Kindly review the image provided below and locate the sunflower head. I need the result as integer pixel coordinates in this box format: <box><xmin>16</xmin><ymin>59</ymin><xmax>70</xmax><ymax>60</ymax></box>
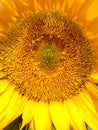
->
<box><xmin>0</xmin><ymin>0</ymin><xmax>98</xmax><ymax>130</ymax></box>
<box><xmin>0</xmin><ymin>10</ymin><xmax>95</xmax><ymax>102</ymax></box>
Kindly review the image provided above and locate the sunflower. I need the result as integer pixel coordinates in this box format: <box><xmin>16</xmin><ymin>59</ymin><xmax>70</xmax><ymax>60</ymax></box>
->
<box><xmin>0</xmin><ymin>0</ymin><xmax>98</xmax><ymax>130</ymax></box>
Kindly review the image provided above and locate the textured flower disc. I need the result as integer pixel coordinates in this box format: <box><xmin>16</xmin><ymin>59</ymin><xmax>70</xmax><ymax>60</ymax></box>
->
<box><xmin>0</xmin><ymin>11</ymin><xmax>94</xmax><ymax>102</ymax></box>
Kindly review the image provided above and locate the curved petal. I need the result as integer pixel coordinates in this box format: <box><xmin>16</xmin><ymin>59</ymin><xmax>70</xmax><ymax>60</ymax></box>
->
<box><xmin>87</xmin><ymin>0</ymin><xmax>98</xmax><ymax>19</ymax></box>
<box><xmin>20</xmin><ymin>100</ymin><xmax>35</xmax><ymax>130</ymax></box>
<box><xmin>90</xmin><ymin>73</ymin><xmax>98</xmax><ymax>83</ymax></box>
<box><xmin>20</xmin><ymin>0</ymin><xmax>35</xmax><ymax>12</ymax></box>
<box><xmin>91</xmin><ymin>38</ymin><xmax>98</xmax><ymax>57</ymax></box>
<box><xmin>60</xmin><ymin>0</ymin><xmax>69</xmax><ymax>12</ymax></box>
<box><xmin>65</xmin><ymin>98</ymin><xmax>86</xmax><ymax>130</ymax></box>
<box><xmin>60</xmin><ymin>0</ymin><xmax>80</xmax><ymax>14</ymax></box>
<box><xmin>36</xmin><ymin>0</ymin><xmax>49</xmax><ymax>10</ymax></box>
<box><xmin>0</xmin><ymin>90</ymin><xmax>26</xmax><ymax>129</ymax></box>
<box><xmin>0</xmin><ymin>0</ymin><xmax>17</xmax><ymax>16</ymax></box>
<box><xmin>87</xmin><ymin>17</ymin><xmax>98</xmax><ymax>34</ymax></box>
<box><xmin>0</xmin><ymin>0</ymin><xmax>18</xmax><ymax>27</ymax></box>
<box><xmin>50</xmin><ymin>102</ymin><xmax>70</xmax><ymax>130</ymax></box>
<box><xmin>0</xmin><ymin>79</ymin><xmax>9</xmax><ymax>94</ymax></box>
<box><xmin>90</xmin><ymin>94</ymin><xmax>98</xmax><ymax>114</ymax></box>
<box><xmin>74</xmin><ymin>90</ymin><xmax>98</xmax><ymax>129</ymax></box>
<box><xmin>0</xmin><ymin>85</ymin><xmax>14</xmax><ymax>113</ymax></box>
<box><xmin>77</xmin><ymin>0</ymin><xmax>94</xmax><ymax>23</ymax></box>
<box><xmin>86</xmin><ymin>82</ymin><xmax>98</xmax><ymax>99</ymax></box>
<box><xmin>29</xmin><ymin>118</ymin><xmax>35</xmax><ymax>130</ymax></box>
<box><xmin>33</xmin><ymin>0</ymin><xmax>43</xmax><ymax>11</ymax></box>
<box><xmin>11</xmin><ymin>0</ymin><xmax>30</xmax><ymax>16</ymax></box>
<box><xmin>34</xmin><ymin>102</ymin><xmax>51</xmax><ymax>130</ymax></box>
<box><xmin>68</xmin><ymin>0</ymin><xmax>82</xmax><ymax>17</ymax></box>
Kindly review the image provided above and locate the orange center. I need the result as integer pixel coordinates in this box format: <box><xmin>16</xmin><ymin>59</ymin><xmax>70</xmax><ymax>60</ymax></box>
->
<box><xmin>1</xmin><ymin>11</ymin><xmax>94</xmax><ymax>102</ymax></box>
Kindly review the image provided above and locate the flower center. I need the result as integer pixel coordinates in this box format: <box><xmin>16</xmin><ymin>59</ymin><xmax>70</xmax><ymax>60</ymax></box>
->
<box><xmin>40</xmin><ymin>43</ymin><xmax>58</xmax><ymax>69</ymax></box>
<box><xmin>1</xmin><ymin>11</ymin><xmax>94</xmax><ymax>102</ymax></box>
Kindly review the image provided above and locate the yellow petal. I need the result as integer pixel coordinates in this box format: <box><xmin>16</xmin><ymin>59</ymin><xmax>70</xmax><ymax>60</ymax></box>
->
<box><xmin>74</xmin><ymin>90</ymin><xmax>98</xmax><ymax>129</ymax></box>
<box><xmin>0</xmin><ymin>91</ymin><xmax>26</xmax><ymax>129</ymax></box>
<box><xmin>69</xmin><ymin>0</ymin><xmax>82</xmax><ymax>17</ymax></box>
<box><xmin>36</xmin><ymin>0</ymin><xmax>48</xmax><ymax>10</ymax></box>
<box><xmin>91</xmin><ymin>38</ymin><xmax>98</xmax><ymax>57</ymax></box>
<box><xmin>87</xmin><ymin>17</ymin><xmax>98</xmax><ymax>34</ymax></box>
<box><xmin>60</xmin><ymin>0</ymin><xmax>69</xmax><ymax>12</ymax></box>
<box><xmin>0</xmin><ymin>86</ymin><xmax>13</xmax><ymax>113</ymax></box>
<box><xmin>7</xmin><ymin>0</ymin><xmax>28</xmax><ymax>17</ymax></box>
<box><xmin>52</xmin><ymin>0</ymin><xmax>67</xmax><ymax>11</ymax></box>
<box><xmin>90</xmin><ymin>95</ymin><xmax>98</xmax><ymax>114</ymax></box>
<box><xmin>87</xmin><ymin>0</ymin><xmax>98</xmax><ymax>19</ymax></box>
<box><xmin>77</xmin><ymin>0</ymin><xmax>94</xmax><ymax>23</ymax></box>
<box><xmin>29</xmin><ymin>119</ymin><xmax>35</xmax><ymax>130</ymax></box>
<box><xmin>50</xmin><ymin>102</ymin><xmax>70</xmax><ymax>130</ymax></box>
<box><xmin>90</xmin><ymin>73</ymin><xmax>98</xmax><ymax>83</ymax></box>
<box><xmin>0</xmin><ymin>0</ymin><xmax>17</xmax><ymax>23</ymax></box>
<box><xmin>86</xmin><ymin>82</ymin><xmax>98</xmax><ymax>99</ymax></box>
<box><xmin>34</xmin><ymin>102</ymin><xmax>51</xmax><ymax>130</ymax></box>
<box><xmin>20</xmin><ymin>100</ymin><xmax>35</xmax><ymax>130</ymax></box>
<box><xmin>60</xmin><ymin>0</ymin><xmax>78</xmax><ymax>13</ymax></box>
<box><xmin>0</xmin><ymin>79</ymin><xmax>9</xmax><ymax>93</ymax></box>
<box><xmin>45</xmin><ymin>3</ymin><xmax>48</xmax><ymax>10</ymax></box>
<box><xmin>34</xmin><ymin>0</ymin><xmax>43</xmax><ymax>11</ymax></box>
<box><xmin>65</xmin><ymin>99</ymin><xmax>86</xmax><ymax>130</ymax></box>
<box><xmin>20</xmin><ymin>0</ymin><xmax>35</xmax><ymax>12</ymax></box>
<box><xmin>55</xmin><ymin>1</ymin><xmax>60</xmax><ymax>11</ymax></box>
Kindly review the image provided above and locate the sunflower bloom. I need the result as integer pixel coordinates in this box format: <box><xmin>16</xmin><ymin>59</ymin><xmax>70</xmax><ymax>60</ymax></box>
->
<box><xmin>0</xmin><ymin>0</ymin><xmax>98</xmax><ymax>130</ymax></box>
